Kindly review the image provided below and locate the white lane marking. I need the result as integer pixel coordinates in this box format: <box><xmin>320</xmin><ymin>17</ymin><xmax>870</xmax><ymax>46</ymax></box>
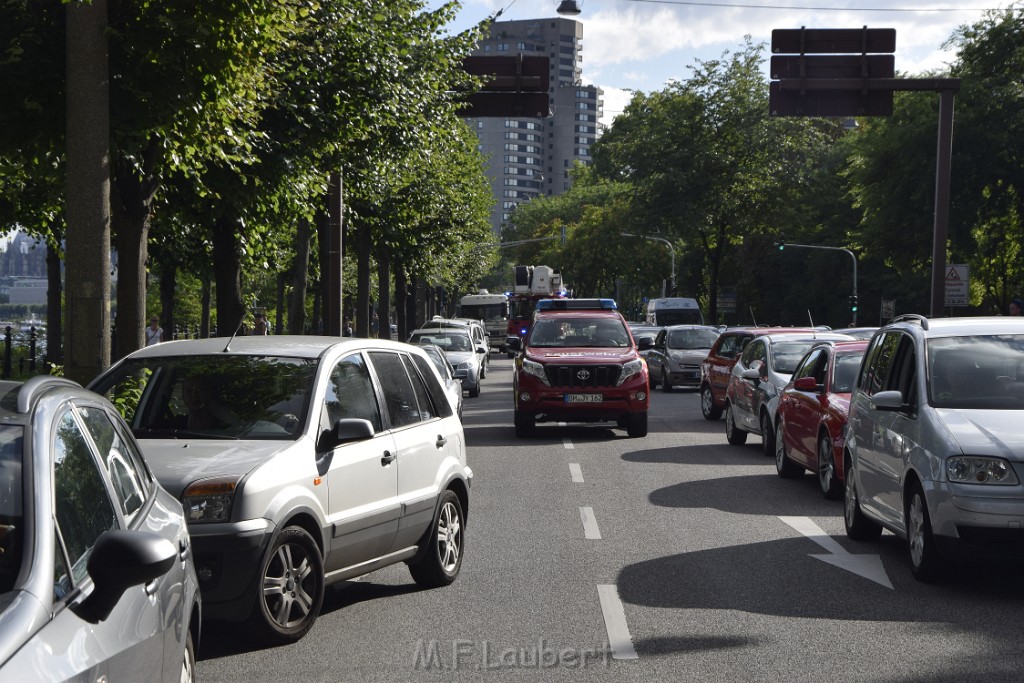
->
<box><xmin>563</xmin><ymin>437</ymin><xmax>575</xmax><ymax>450</ymax></box>
<box><xmin>580</xmin><ymin>507</ymin><xmax>601</xmax><ymax>539</ymax></box>
<box><xmin>569</xmin><ymin>463</ymin><xmax>584</xmax><ymax>483</ymax></box>
<box><xmin>597</xmin><ymin>585</ymin><xmax>639</xmax><ymax>660</ymax></box>
<box><xmin>779</xmin><ymin>516</ymin><xmax>893</xmax><ymax>589</ymax></box>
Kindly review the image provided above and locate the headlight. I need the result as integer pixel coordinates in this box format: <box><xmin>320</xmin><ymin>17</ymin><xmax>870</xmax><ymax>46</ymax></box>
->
<box><xmin>182</xmin><ymin>478</ymin><xmax>237</xmax><ymax>523</ymax></box>
<box><xmin>522</xmin><ymin>358</ymin><xmax>549</xmax><ymax>386</ymax></box>
<box><xmin>946</xmin><ymin>456</ymin><xmax>1020</xmax><ymax>485</ymax></box>
<box><xmin>618</xmin><ymin>359</ymin><xmax>644</xmax><ymax>386</ymax></box>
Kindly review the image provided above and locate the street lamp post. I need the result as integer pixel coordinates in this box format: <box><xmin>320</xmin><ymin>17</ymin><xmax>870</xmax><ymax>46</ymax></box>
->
<box><xmin>622</xmin><ymin>233</ymin><xmax>675</xmax><ymax>297</ymax></box>
<box><xmin>776</xmin><ymin>242</ymin><xmax>858</xmax><ymax>326</ymax></box>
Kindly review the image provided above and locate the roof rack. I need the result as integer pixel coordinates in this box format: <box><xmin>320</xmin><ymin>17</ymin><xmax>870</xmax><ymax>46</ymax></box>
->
<box><xmin>891</xmin><ymin>313</ymin><xmax>929</xmax><ymax>331</ymax></box>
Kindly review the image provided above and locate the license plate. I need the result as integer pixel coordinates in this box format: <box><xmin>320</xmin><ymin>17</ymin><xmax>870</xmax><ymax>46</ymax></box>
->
<box><xmin>565</xmin><ymin>393</ymin><xmax>603</xmax><ymax>404</ymax></box>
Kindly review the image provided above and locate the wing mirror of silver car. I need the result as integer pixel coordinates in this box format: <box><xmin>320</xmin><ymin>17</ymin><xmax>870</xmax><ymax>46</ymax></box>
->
<box><xmin>77</xmin><ymin>530</ymin><xmax>177</xmax><ymax>624</ymax></box>
<box><xmin>870</xmin><ymin>390</ymin><xmax>904</xmax><ymax>411</ymax></box>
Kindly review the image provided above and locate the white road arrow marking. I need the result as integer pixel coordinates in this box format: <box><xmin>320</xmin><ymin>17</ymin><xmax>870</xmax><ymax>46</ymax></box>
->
<box><xmin>779</xmin><ymin>516</ymin><xmax>893</xmax><ymax>589</ymax></box>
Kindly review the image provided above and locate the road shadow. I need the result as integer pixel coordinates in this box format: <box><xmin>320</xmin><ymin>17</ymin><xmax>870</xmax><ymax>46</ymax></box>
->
<box><xmin>622</xmin><ymin>443</ymin><xmax>780</xmax><ymax>467</ymax></box>
<box><xmin>197</xmin><ymin>579</ymin><xmax>421</xmax><ymax>660</ymax></box>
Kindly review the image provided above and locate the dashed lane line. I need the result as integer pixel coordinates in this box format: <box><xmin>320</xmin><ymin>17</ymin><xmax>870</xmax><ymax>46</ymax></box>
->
<box><xmin>579</xmin><ymin>507</ymin><xmax>601</xmax><ymax>539</ymax></box>
<box><xmin>569</xmin><ymin>463</ymin><xmax>584</xmax><ymax>482</ymax></box>
<box><xmin>597</xmin><ymin>585</ymin><xmax>639</xmax><ymax>660</ymax></box>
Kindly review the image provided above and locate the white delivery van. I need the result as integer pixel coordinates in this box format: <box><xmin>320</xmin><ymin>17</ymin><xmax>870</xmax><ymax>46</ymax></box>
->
<box><xmin>644</xmin><ymin>298</ymin><xmax>704</xmax><ymax>326</ymax></box>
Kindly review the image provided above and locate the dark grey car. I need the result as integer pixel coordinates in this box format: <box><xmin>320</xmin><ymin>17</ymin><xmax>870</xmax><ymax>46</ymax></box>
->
<box><xmin>0</xmin><ymin>376</ymin><xmax>200</xmax><ymax>681</ymax></box>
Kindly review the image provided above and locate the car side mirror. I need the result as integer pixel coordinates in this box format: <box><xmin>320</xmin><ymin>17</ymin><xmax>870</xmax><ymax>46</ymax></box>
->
<box><xmin>870</xmin><ymin>390</ymin><xmax>904</xmax><ymax>411</ymax></box>
<box><xmin>637</xmin><ymin>337</ymin><xmax>654</xmax><ymax>351</ymax></box>
<box><xmin>476</xmin><ymin>345</ymin><xmax>487</xmax><ymax>355</ymax></box>
<box><xmin>507</xmin><ymin>337</ymin><xmax>522</xmax><ymax>352</ymax></box>
<box><xmin>76</xmin><ymin>529</ymin><xmax>176</xmax><ymax>624</ymax></box>
<box><xmin>793</xmin><ymin>377</ymin><xmax>818</xmax><ymax>392</ymax></box>
<box><xmin>741</xmin><ymin>368</ymin><xmax>761</xmax><ymax>381</ymax></box>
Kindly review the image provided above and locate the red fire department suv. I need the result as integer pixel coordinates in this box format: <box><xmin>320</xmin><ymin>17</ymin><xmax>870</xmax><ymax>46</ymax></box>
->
<box><xmin>508</xmin><ymin>299</ymin><xmax>652</xmax><ymax>438</ymax></box>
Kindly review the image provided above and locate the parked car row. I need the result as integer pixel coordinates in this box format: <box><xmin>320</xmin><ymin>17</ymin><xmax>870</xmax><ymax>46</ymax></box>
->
<box><xmin>408</xmin><ymin>317</ymin><xmax>490</xmax><ymax>399</ymax></box>
<box><xmin>704</xmin><ymin>316</ymin><xmax>1024</xmax><ymax>582</ymax></box>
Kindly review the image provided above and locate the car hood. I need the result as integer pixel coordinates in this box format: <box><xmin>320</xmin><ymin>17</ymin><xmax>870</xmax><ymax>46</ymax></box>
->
<box><xmin>528</xmin><ymin>348</ymin><xmax>636</xmax><ymax>363</ymax></box>
<box><xmin>135</xmin><ymin>439</ymin><xmax>295</xmax><ymax>498</ymax></box>
<box><xmin>445</xmin><ymin>351</ymin><xmax>476</xmax><ymax>364</ymax></box>
<box><xmin>937</xmin><ymin>409</ymin><xmax>1024</xmax><ymax>459</ymax></box>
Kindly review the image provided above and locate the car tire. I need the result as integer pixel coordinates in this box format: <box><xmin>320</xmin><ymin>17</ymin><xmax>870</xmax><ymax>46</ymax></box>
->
<box><xmin>774</xmin><ymin>419</ymin><xmax>802</xmax><ymax>478</ymax></box>
<box><xmin>661</xmin><ymin>372</ymin><xmax>673</xmax><ymax>393</ymax></box>
<box><xmin>181</xmin><ymin>629</ymin><xmax>196</xmax><ymax>683</ymax></box>
<box><xmin>249</xmin><ymin>526</ymin><xmax>325</xmax><ymax>644</ymax></box>
<box><xmin>906</xmin><ymin>482</ymin><xmax>942</xmax><ymax>582</ymax></box>
<box><xmin>701</xmin><ymin>384</ymin><xmax>722</xmax><ymax>421</ymax></box>
<box><xmin>627</xmin><ymin>411</ymin><xmax>648</xmax><ymax>438</ymax></box>
<box><xmin>514</xmin><ymin>411</ymin><xmax>535</xmax><ymax>437</ymax></box>
<box><xmin>817</xmin><ymin>432</ymin><xmax>842</xmax><ymax>500</ymax></box>
<box><xmin>409</xmin><ymin>490</ymin><xmax>464</xmax><ymax>588</ymax></box>
<box><xmin>468</xmin><ymin>382</ymin><xmax>480</xmax><ymax>398</ymax></box>
<box><xmin>725</xmin><ymin>403</ymin><xmax>747</xmax><ymax>445</ymax></box>
<box><xmin>844</xmin><ymin>455</ymin><xmax>883</xmax><ymax>541</ymax></box>
<box><xmin>760</xmin><ymin>411</ymin><xmax>775</xmax><ymax>458</ymax></box>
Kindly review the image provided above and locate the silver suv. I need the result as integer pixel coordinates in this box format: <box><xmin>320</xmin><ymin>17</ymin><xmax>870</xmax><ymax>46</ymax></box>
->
<box><xmin>844</xmin><ymin>315</ymin><xmax>1024</xmax><ymax>580</ymax></box>
<box><xmin>90</xmin><ymin>336</ymin><xmax>472</xmax><ymax>643</ymax></box>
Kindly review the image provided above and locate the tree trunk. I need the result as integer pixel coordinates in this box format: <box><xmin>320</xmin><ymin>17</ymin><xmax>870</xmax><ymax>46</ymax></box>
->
<box><xmin>355</xmin><ymin>221</ymin><xmax>372</xmax><ymax>337</ymax></box>
<box><xmin>159</xmin><ymin>262</ymin><xmax>177</xmax><ymax>338</ymax></box>
<box><xmin>64</xmin><ymin>0</ymin><xmax>111</xmax><ymax>384</ymax></box>
<box><xmin>200</xmin><ymin>278</ymin><xmax>211</xmax><ymax>338</ymax></box>
<box><xmin>211</xmin><ymin>216</ymin><xmax>244</xmax><ymax>336</ymax></box>
<box><xmin>395</xmin><ymin>263</ymin><xmax>407</xmax><ymax>342</ymax></box>
<box><xmin>288</xmin><ymin>216</ymin><xmax>312</xmax><ymax>334</ymax></box>
<box><xmin>406</xmin><ymin>273</ymin><xmax>418</xmax><ymax>334</ymax></box>
<box><xmin>46</xmin><ymin>243</ymin><xmax>63</xmax><ymax>367</ymax></box>
<box><xmin>376</xmin><ymin>245</ymin><xmax>390</xmax><ymax>339</ymax></box>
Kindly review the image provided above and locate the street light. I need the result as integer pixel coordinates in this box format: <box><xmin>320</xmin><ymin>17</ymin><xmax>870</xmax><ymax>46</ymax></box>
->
<box><xmin>622</xmin><ymin>233</ymin><xmax>675</xmax><ymax>297</ymax></box>
<box><xmin>776</xmin><ymin>242</ymin><xmax>859</xmax><ymax>326</ymax></box>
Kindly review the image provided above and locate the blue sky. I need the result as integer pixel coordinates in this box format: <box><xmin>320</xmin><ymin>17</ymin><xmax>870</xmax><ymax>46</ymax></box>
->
<box><xmin>427</xmin><ymin>0</ymin><xmax>1008</xmax><ymax>126</ymax></box>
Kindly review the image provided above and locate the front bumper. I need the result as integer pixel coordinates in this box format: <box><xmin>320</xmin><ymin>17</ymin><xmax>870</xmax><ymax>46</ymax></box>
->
<box><xmin>926</xmin><ymin>481</ymin><xmax>1024</xmax><ymax>561</ymax></box>
<box><xmin>514</xmin><ymin>379</ymin><xmax>649</xmax><ymax>424</ymax></box>
<box><xmin>188</xmin><ymin>518</ymin><xmax>276</xmax><ymax>621</ymax></box>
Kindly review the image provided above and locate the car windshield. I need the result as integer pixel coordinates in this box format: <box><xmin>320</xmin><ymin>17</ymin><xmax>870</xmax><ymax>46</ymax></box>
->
<box><xmin>528</xmin><ymin>317</ymin><xmax>630</xmax><ymax>348</ymax></box>
<box><xmin>771</xmin><ymin>340</ymin><xmax>825</xmax><ymax>375</ymax></box>
<box><xmin>90</xmin><ymin>355</ymin><xmax>318</xmax><ymax>440</ymax></box>
<box><xmin>928</xmin><ymin>335</ymin><xmax>1024</xmax><ymax>409</ymax></box>
<box><xmin>410</xmin><ymin>331</ymin><xmax>473</xmax><ymax>352</ymax></box>
<box><xmin>667</xmin><ymin>328</ymin><xmax>719</xmax><ymax>350</ymax></box>
<box><xmin>0</xmin><ymin>425</ymin><xmax>24</xmax><ymax>595</ymax></box>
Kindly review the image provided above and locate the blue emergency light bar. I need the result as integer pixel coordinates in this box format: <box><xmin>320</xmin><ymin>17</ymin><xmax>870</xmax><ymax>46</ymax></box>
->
<box><xmin>535</xmin><ymin>298</ymin><xmax>617</xmax><ymax>311</ymax></box>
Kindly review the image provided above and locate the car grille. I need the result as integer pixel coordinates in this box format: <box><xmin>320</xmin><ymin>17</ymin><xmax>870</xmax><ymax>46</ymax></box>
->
<box><xmin>956</xmin><ymin>525</ymin><xmax>1024</xmax><ymax>554</ymax></box>
<box><xmin>544</xmin><ymin>364</ymin><xmax>622</xmax><ymax>388</ymax></box>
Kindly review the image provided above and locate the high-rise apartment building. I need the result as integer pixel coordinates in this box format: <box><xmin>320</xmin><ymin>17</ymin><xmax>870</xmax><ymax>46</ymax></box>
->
<box><xmin>465</xmin><ymin>17</ymin><xmax>603</xmax><ymax>237</ymax></box>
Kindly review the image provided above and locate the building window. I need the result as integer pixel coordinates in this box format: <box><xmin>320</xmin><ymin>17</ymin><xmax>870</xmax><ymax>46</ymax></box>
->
<box><xmin>497</xmin><ymin>43</ymin><xmax>509</xmax><ymax>51</ymax></box>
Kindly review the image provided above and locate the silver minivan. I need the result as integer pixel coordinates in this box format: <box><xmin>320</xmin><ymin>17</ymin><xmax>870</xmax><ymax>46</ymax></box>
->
<box><xmin>844</xmin><ymin>315</ymin><xmax>1024</xmax><ymax>580</ymax></box>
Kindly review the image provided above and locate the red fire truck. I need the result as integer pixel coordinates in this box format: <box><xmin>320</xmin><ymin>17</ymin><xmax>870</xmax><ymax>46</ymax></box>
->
<box><xmin>505</xmin><ymin>265</ymin><xmax>568</xmax><ymax>357</ymax></box>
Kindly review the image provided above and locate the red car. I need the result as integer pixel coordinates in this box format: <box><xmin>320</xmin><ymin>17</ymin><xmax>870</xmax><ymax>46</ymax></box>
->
<box><xmin>700</xmin><ymin>327</ymin><xmax>817</xmax><ymax>420</ymax></box>
<box><xmin>773</xmin><ymin>339</ymin><xmax>869</xmax><ymax>499</ymax></box>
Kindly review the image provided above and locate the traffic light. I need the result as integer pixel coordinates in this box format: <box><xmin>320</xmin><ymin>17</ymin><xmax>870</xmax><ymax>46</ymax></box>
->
<box><xmin>777</xmin><ymin>242</ymin><xmax>785</xmax><ymax>251</ymax></box>
<box><xmin>849</xmin><ymin>295</ymin><xmax>858</xmax><ymax>312</ymax></box>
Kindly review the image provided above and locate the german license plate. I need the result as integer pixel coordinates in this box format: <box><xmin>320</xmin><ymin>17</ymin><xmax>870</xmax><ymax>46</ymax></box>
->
<box><xmin>565</xmin><ymin>393</ymin><xmax>603</xmax><ymax>404</ymax></box>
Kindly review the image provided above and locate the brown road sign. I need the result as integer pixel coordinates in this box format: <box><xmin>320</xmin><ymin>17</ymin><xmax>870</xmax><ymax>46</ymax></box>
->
<box><xmin>771</xmin><ymin>28</ymin><xmax>896</xmax><ymax>54</ymax></box>
<box><xmin>462</xmin><ymin>92</ymin><xmax>550</xmax><ymax>118</ymax></box>
<box><xmin>769</xmin><ymin>81</ymin><xmax>893</xmax><ymax>116</ymax></box>
<box><xmin>770</xmin><ymin>54</ymin><xmax>894</xmax><ymax>80</ymax></box>
<box><xmin>462</xmin><ymin>55</ymin><xmax>549</xmax><ymax>92</ymax></box>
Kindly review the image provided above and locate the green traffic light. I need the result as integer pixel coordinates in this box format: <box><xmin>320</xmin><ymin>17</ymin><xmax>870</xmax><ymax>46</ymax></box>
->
<box><xmin>778</xmin><ymin>243</ymin><xmax>785</xmax><ymax>251</ymax></box>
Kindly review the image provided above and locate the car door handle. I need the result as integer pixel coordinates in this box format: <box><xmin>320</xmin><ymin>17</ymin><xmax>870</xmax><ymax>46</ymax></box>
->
<box><xmin>179</xmin><ymin>538</ymin><xmax>190</xmax><ymax>562</ymax></box>
<box><xmin>436</xmin><ymin>435</ymin><xmax>447</xmax><ymax>448</ymax></box>
<box><xmin>381</xmin><ymin>450</ymin><xmax>396</xmax><ymax>466</ymax></box>
<box><xmin>145</xmin><ymin>579</ymin><xmax>159</xmax><ymax>597</ymax></box>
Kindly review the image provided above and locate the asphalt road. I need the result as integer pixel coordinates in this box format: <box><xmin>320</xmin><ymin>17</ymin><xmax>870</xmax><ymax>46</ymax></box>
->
<box><xmin>197</xmin><ymin>356</ymin><xmax>1024</xmax><ymax>683</ymax></box>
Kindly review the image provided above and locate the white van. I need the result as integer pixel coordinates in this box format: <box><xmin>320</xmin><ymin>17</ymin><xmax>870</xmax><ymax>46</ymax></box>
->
<box><xmin>644</xmin><ymin>298</ymin><xmax>704</xmax><ymax>326</ymax></box>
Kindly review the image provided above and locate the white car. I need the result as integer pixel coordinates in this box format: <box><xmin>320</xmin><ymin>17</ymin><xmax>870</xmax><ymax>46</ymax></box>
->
<box><xmin>408</xmin><ymin>328</ymin><xmax>484</xmax><ymax>398</ymax></box>
<box><xmin>420</xmin><ymin>343</ymin><xmax>464</xmax><ymax>418</ymax></box>
<box><xmin>89</xmin><ymin>337</ymin><xmax>472</xmax><ymax>644</ymax></box>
